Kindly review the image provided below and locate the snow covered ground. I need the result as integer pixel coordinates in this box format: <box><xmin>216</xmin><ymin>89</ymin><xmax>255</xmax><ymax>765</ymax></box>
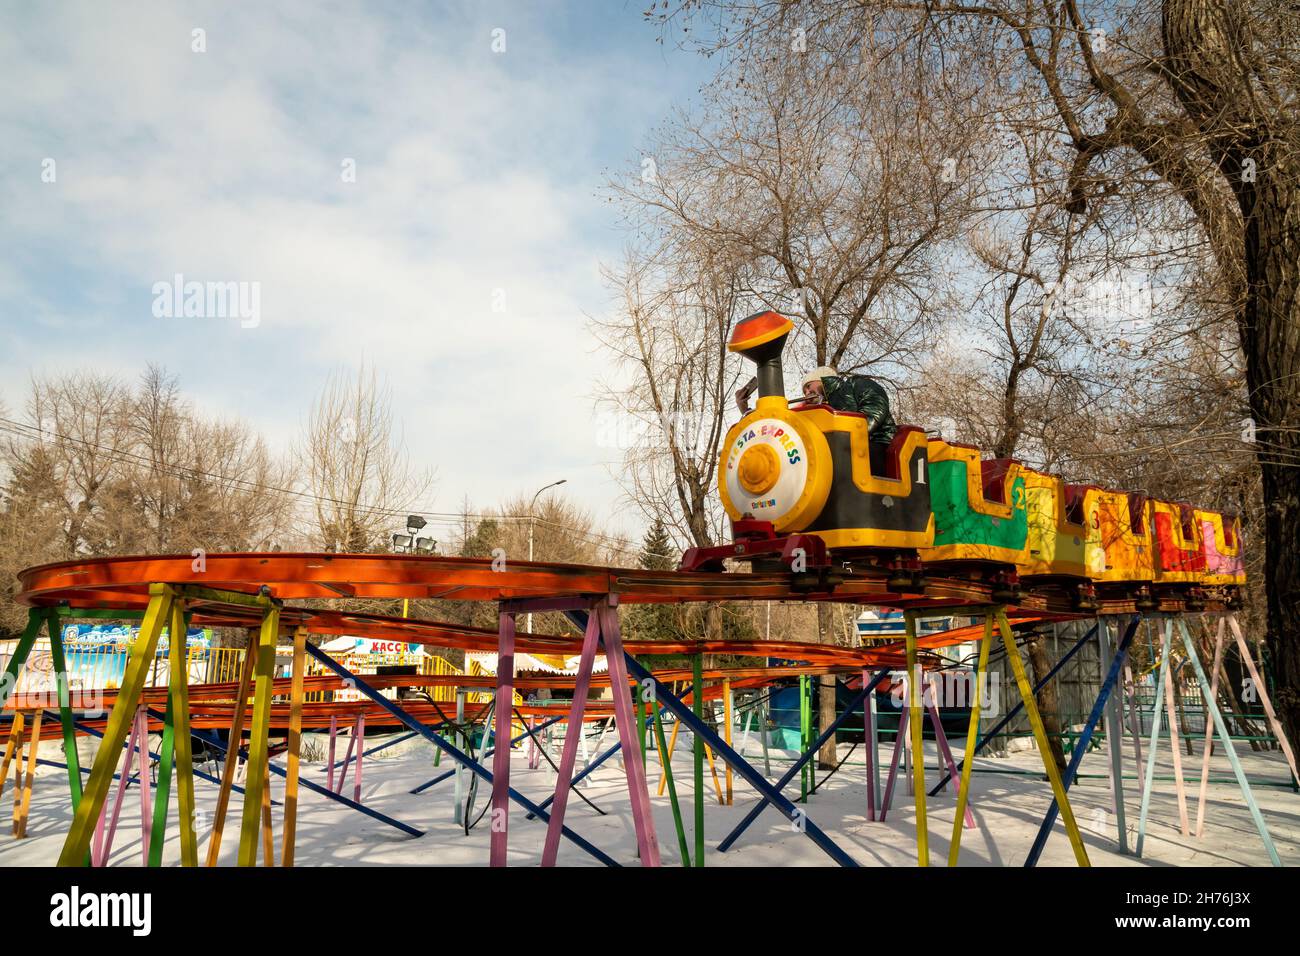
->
<box><xmin>2</xmin><ymin>733</ymin><xmax>1297</xmax><ymax>867</ymax></box>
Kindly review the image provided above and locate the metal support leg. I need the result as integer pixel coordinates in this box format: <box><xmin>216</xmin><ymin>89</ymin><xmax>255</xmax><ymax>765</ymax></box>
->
<box><xmin>304</xmin><ymin>642</ymin><xmax>617</xmax><ymax>866</ymax></box>
<box><xmin>489</xmin><ymin>609</ymin><xmax>516</xmax><ymax>866</ymax></box>
<box><xmin>1175</xmin><ymin>616</ymin><xmax>1281</xmax><ymax>866</ymax></box>
<box><xmin>1025</xmin><ymin>615</ymin><xmax>1140</xmax><ymax>866</ymax></box>
<box><xmin>563</xmin><ymin>609</ymin><xmax>858</xmax><ymax>868</ymax></box>
<box><xmin>997</xmin><ymin>608</ymin><xmax>1089</xmax><ymax>866</ymax></box>
<box><xmin>57</xmin><ymin>585</ymin><xmax>175</xmax><ymax>867</ymax></box>
<box><xmin>948</xmin><ymin>615</ymin><xmax>994</xmax><ymax>866</ymax></box>
<box><xmin>930</xmin><ymin>621</ymin><xmax>1100</xmax><ymax>795</ymax></box>
<box><xmin>718</xmin><ymin>672</ymin><xmax>888</xmax><ymax>853</ymax></box>
<box><xmin>541</xmin><ymin>605</ymin><xmax>600</xmax><ymax>866</ymax></box>
<box><xmin>904</xmin><ymin>611</ymin><xmax>928</xmax><ymax>866</ymax></box>
<box><xmin>1097</xmin><ymin>617</ymin><xmax>1130</xmax><ymax>854</ymax></box>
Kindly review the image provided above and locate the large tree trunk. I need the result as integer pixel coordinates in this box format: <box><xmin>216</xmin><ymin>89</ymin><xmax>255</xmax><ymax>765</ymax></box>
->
<box><xmin>1024</xmin><ymin>629</ymin><xmax>1067</xmax><ymax>774</ymax></box>
<box><xmin>1161</xmin><ymin>0</ymin><xmax>1300</xmax><ymax>765</ymax></box>
<box><xmin>1246</xmin><ymin>192</ymin><xmax>1300</xmax><ymax>758</ymax></box>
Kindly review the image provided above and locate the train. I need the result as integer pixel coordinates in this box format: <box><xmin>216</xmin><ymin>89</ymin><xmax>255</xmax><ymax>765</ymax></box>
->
<box><xmin>680</xmin><ymin>310</ymin><xmax>1245</xmax><ymax>609</ymax></box>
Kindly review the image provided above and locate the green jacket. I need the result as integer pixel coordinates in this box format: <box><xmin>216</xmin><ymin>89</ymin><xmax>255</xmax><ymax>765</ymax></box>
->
<box><xmin>821</xmin><ymin>374</ymin><xmax>897</xmax><ymax>445</ymax></box>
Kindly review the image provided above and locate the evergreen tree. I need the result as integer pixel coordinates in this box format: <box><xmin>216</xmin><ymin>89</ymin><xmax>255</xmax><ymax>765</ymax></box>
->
<box><xmin>638</xmin><ymin>517</ymin><xmax>675</xmax><ymax>571</ymax></box>
<box><xmin>626</xmin><ymin>518</ymin><xmax>679</xmax><ymax>643</ymax></box>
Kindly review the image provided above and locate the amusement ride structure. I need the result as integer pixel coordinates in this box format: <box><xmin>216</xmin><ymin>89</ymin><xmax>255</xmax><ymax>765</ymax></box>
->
<box><xmin>0</xmin><ymin>311</ymin><xmax>1294</xmax><ymax>868</ymax></box>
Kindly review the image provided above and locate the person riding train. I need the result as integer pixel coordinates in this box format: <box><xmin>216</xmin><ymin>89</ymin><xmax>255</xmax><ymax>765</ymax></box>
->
<box><xmin>800</xmin><ymin>366</ymin><xmax>897</xmax><ymax>474</ymax></box>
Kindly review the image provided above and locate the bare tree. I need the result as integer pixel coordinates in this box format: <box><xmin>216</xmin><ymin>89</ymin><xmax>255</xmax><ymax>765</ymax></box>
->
<box><xmin>594</xmin><ymin>247</ymin><xmax>745</xmax><ymax>551</ymax></box>
<box><xmin>0</xmin><ymin>367</ymin><xmax>296</xmax><ymax>634</ymax></box>
<box><xmin>300</xmin><ymin>364</ymin><xmax>431</xmax><ymax>552</ymax></box>
<box><xmin>657</xmin><ymin>0</ymin><xmax>1300</xmax><ymax>757</ymax></box>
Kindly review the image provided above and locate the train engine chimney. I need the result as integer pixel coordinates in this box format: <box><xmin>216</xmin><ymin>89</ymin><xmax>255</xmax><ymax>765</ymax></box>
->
<box><xmin>729</xmin><ymin>310</ymin><xmax>794</xmax><ymax>399</ymax></box>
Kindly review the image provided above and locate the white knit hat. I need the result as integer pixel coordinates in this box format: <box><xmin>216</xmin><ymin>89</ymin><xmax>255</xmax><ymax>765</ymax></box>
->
<box><xmin>801</xmin><ymin>366</ymin><xmax>836</xmax><ymax>389</ymax></box>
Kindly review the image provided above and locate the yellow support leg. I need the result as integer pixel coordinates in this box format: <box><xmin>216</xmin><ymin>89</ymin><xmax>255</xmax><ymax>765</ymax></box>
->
<box><xmin>904</xmin><ymin>611</ymin><xmax>927</xmax><ymax>866</ymax></box>
<box><xmin>282</xmin><ymin>626</ymin><xmax>308</xmax><ymax>866</ymax></box>
<box><xmin>0</xmin><ymin>712</ymin><xmax>23</xmax><ymax>803</ymax></box>
<box><xmin>723</xmin><ymin>679</ymin><xmax>734</xmax><ymax>806</ymax></box>
<box><xmin>58</xmin><ymin>585</ymin><xmax>174</xmax><ymax>866</ymax></box>
<box><xmin>169</xmin><ymin>599</ymin><xmax>198</xmax><ymax>866</ymax></box>
<box><xmin>261</xmin><ymin>764</ymin><xmax>275</xmax><ymax>866</ymax></box>
<box><xmin>206</xmin><ymin>633</ymin><xmax>257</xmax><ymax>866</ymax></box>
<box><xmin>996</xmin><ymin>608</ymin><xmax>1090</xmax><ymax>867</ymax></box>
<box><xmin>237</xmin><ymin>604</ymin><xmax>280</xmax><ymax>867</ymax></box>
<box><xmin>949</xmin><ymin>614</ymin><xmax>994</xmax><ymax>866</ymax></box>
<box><xmin>703</xmin><ymin>740</ymin><xmax>725</xmax><ymax>805</ymax></box>
<box><xmin>15</xmin><ymin>711</ymin><xmax>42</xmax><ymax>838</ymax></box>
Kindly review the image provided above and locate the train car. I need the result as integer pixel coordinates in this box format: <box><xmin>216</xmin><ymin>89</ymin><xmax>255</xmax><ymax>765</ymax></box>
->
<box><xmin>1018</xmin><ymin>468</ymin><xmax>1089</xmax><ymax>578</ymax></box>
<box><xmin>695</xmin><ymin>310</ymin><xmax>933</xmax><ymax>586</ymax></box>
<box><xmin>1076</xmin><ymin>486</ymin><xmax>1156</xmax><ymax>603</ymax></box>
<box><xmin>1197</xmin><ymin>508</ymin><xmax>1247</xmax><ymax>586</ymax></box>
<box><xmin>692</xmin><ymin>308</ymin><xmax>1244</xmax><ymax>607</ymax></box>
<box><xmin>917</xmin><ymin>442</ymin><xmax>1027</xmax><ymax>597</ymax></box>
<box><xmin>1015</xmin><ymin>468</ymin><xmax>1097</xmax><ymax>605</ymax></box>
<box><xmin>1150</xmin><ymin>499</ymin><xmax>1208</xmax><ymax>588</ymax></box>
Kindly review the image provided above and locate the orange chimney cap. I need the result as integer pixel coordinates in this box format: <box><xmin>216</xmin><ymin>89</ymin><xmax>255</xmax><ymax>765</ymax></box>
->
<box><xmin>728</xmin><ymin>310</ymin><xmax>794</xmax><ymax>353</ymax></box>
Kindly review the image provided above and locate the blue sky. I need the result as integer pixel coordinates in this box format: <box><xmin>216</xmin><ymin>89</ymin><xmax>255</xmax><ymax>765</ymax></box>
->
<box><xmin>0</xmin><ymin>2</ymin><xmax>712</xmax><ymax>546</ymax></box>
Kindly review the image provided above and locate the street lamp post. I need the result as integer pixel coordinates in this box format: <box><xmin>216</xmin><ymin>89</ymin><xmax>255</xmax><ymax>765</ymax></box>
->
<box><xmin>391</xmin><ymin>515</ymin><xmax>434</xmax><ymax>618</ymax></box>
<box><xmin>526</xmin><ymin>478</ymin><xmax>567</xmax><ymax>633</ymax></box>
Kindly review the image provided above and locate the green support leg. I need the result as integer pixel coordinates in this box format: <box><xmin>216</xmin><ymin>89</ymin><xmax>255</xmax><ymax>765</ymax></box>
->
<box><xmin>148</xmin><ymin>694</ymin><xmax>177</xmax><ymax>867</ymax></box>
<box><xmin>653</xmin><ymin>707</ymin><xmax>691</xmax><ymax>866</ymax></box>
<box><xmin>795</xmin><ymin>676</ymin><xmax>806</xmax><ymax>806</ymax></box>
<box><xmin>44</xmin><ymin>612</ymin><xmax>83</xmax><ymax>808</ymax></box>
<box><xmin>0</xmin><ymin>609</ymin><xmax>44</xmax><ymax>711</ymax></box>
<box><xmin>694</xmin><ymin>653</ymin><xmax>704</xmax><ymax>867</ymax></box>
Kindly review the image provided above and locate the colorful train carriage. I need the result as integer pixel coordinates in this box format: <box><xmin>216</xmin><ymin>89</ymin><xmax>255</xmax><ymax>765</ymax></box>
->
<box><xmin>1017</xmin><ymin>468</ymin><xmax>1089</xmax><ymax>580</ymax></box>
<box><xmin>795</xmin><ymin>409</ymin><xmax>933</xmax><ymax>552</ymax></box>
<box><xmin>1197</xmin><ymin>509</ymin><xmax>1246</xmax><ymax>585</ymax></box>
<box><xmin>918</xmin><ymin>442</ymin><xmax>1027</xmax><ymax>574</ymax></box>
<box><xmin>1150</xmin><ymin>499</ymin><xmax>1207</xmax><ymax>585</ymax></box>
<box><xmin>1078</xmin><ymin>486</ymin><xmax>1154</xmax><ymax>586</ymax></box>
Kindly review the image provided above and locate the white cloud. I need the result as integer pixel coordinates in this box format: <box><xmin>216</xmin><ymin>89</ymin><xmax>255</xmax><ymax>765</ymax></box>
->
<box><xmin>0</xmin><ymin>1</ymin><xmax>699</xmax><ymax>542</ymax></box>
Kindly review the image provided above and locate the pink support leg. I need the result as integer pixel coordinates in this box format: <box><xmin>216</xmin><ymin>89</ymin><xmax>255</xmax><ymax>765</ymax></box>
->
<box><xmin>1227</xmin><ymin>615</ymin><xmax>1300</xmax><ymax>785</ymax></box>
<box><xmin>353</xmin><ymin>713</ymin><xmax>365</xmax><ymax>804</ymax></box>
<box><xmin>880</xmin><ymin>706</ymin><xmax>909</xmax><ymax>820</ymax></box>
<box><xmin>541</xmin><ymin>608</ymin><xmax>601</xmax><ymax>866</ymax></box>
<box><xmin>136</xmin><ymin>708</ymin><xmax>152</xmax><ymax>866</ymax></box>
<box><xmin>864</xmin><ymin>668</ymin><xmax>876</xmax><ymax>822</ymax></box>
<box><xmin>327</xmin><ymin>715</ymin><xmax>338</xmax><ymax>793</ymax></box>
<box><xmin>926</xmin><ymin>675</ymin><xmax>976</xmax><ymax>829</ymax></box>
<box><xmin>598</xmin><ymin>602</ymin><xmax>660</xmax><ymax>866</ymax></box>
<box><xmin>96</xmin><ymin>706</ymin><xmax>142</xmax><ymax>866</ymax></box>
<box><xmin>336</xmin><ymin>716</ymin><xmax>358</xmax><ymax>795</ymax></box>
<box><xmin>528</xmin><ymin>718</ymin><xmax>538</xmax><ymax>770</ymax></box>
<box><xmin>489</xmin><ymin>610</ymin><xmax>517</xmax><ymax>867</ymax></box>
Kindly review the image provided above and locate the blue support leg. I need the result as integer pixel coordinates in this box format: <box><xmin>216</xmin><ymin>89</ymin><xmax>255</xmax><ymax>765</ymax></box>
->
<box><xmin>928</xmin><ymin>621</ymin><xmax>1100</xmax><ymax>796</ymax></box>
<box><xmin>718</xmin><ymin>670</ymin><xmax>892</xmax><ymax>852</ymax></box>
<box><xmin>563</xmin><ymin>609</ymin><xmax>860</xmax><ymax>868</ymax></box>
<box><xmin>304</xmin><ymin>643</ymin><xmax>620</xmax><ymax>867</ymax></box>
<box><xmin>1024</xmin><ymin>615</ymin><xmax>1141</xmax><ymax>866</ymax></box>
